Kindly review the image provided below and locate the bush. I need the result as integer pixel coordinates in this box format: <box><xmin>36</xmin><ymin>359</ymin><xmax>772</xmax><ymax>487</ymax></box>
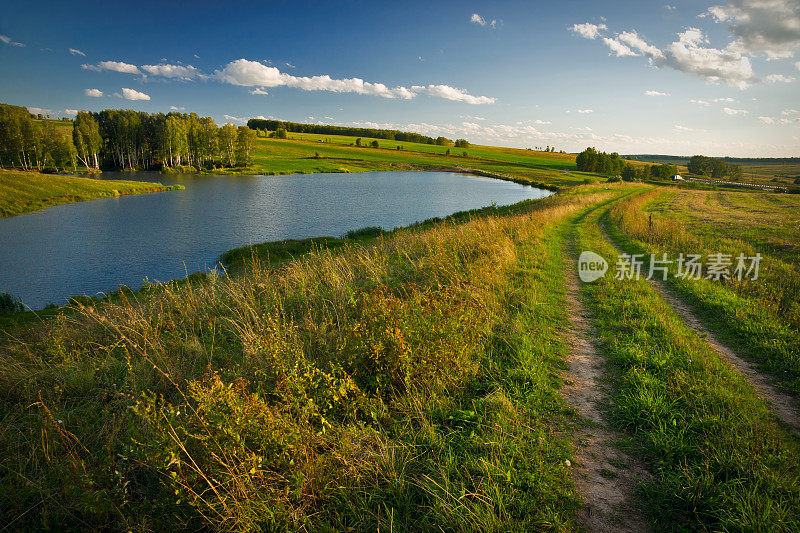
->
<box><xmin>344</xmin><ymin>226</ymin><xmax>384</xmax><ymax>239</ymax></box>
<box><xmin>0</xmin><ymin>292</ymin><xmax>24</xmax><ymax>313</ymax></box>
<box><xmin>370</xmin><ymin>140</ymin><xmax>379</xmax><ymax>148</ymax></box>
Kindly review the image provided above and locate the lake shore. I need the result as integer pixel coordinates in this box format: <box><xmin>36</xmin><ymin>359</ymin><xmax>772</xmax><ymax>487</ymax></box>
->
<box><xmin>0</xmin><ymin>169</ymin><xmax>183</xmax><ymax>218</ymax></box>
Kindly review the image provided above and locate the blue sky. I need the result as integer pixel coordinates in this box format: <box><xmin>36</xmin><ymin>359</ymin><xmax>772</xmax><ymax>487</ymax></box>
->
<box><xmin>1</xmin><ymin>0</ymin><xmax>798</xmax><ymax>156</ymax></box>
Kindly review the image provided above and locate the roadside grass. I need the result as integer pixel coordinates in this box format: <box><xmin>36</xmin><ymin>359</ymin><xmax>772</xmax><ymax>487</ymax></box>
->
<box><xmin>575</xmin><ymin>189</ymin><xmax>800</xmax><ymax>530</ymax></box>
<box><xmin>0</xmin><ymin>169</ymin><xmax>183</xmax><ymax>218</ymax></box>
<box><xmin>605</xmin><ymin>189</ymin><xmax>800</xmax><ymax>396</ymax></box>
<box><xmin>0</xmin><ymin>187</ymin><xmax>612</xmax><ymax>530</ymax></box>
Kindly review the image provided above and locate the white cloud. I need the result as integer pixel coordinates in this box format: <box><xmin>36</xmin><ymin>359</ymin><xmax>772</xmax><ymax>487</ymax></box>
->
<box><xmin>723</xmin><ymin>107</ymin><xmax>749</xmax><ymax>115</ymax></box>
<box><xmin>707</xmin><ymin>0</ymin><xmax>800</xmax><ymax>60</ymax></box>
<box><xmin>714</xmin><ymin>97</ymin><xmax>737</xmax><ymax>102</ymax></box>
<box><xmin>64</xmin><ymin>109</ymin><xmax>79</xmax><ymax>116</ymax></box>
<box><xmin>68</xmin><ymin>48</ymin><xmax>86</xmax><ymax>56</ymax></box>
<box><xmin>412</xmin><ymin>84</ymin><xmax>497</xmax><ymax>104</ymax></box>
<box><xmin>765</xmin><ymin>73</ymin><xmax>795</xmax><ymax>82</ymax></box>
<box><xmin>0</xmin><ymin>34</ymin><xmax>24</xmax><ymax>47</ymax></box>
<box><xmin>471</xmin><ymin>13</ymin><xmax>486</xmax><ymax>26</ymax></box>
<box><xmin>690</xmin><ymin>99</ymin><xmax>711</xmax><ymax>105</ymax></box>
<box><xmin>675</xmin><ymin>124</ymin><xmax>708</xmax><ymax>132</ymax></box>
<box><xmin>757</xmin><ymin>116</ymin><xmax>776</xmax><ymax>123</ymax></box>
<box><xmin>27</xmin><ymin>107</ymin><xmax>53</xmax><ymax>116</ymax></box>
<box><xmin>576</xmin><ymin>109</ymin><xmax>594</xmax><ymax>114</ymax></box>
<box><xmin>662</xmin><ymin>28</ymin><xmax>757</xmax><ymax>89</ymax></box>
<box><xmin>249</xmin><ymin>87</ymin><xmax>269</xmax><ymax>95</ymax></box>
<box><xmin>223</xmin><ymin>114</ymin><xmax>247</xmax><ymax>125</ymax></box>
<box><xmin>570</xmin><ymin>22</ymin><xmax>607</xmax><ymax>40</ymax></box>
<box><xmin>121</xmin><ymin>88</ymin><xmax>150</xmax><ymax>101</ymax></box>
<box><xmin>169</xmin><ymin>105</ymin><xmax>185</xmax><ymax>110</ymax></box>
<box><xmin>214</xmin><ymin>58</ymin><xmax>495</xmax><ymax>104</ymax></box>
<box><xmin>618</xmin><ymin>30</ymin><xmax>665</xmax><ymax>59</ymax></box>
<box><xmin>84</xmin><ymin>88</ymin><xmax>103</xmax><ymax>97</ymax></box>
<box><xmin>575</xmin><ymin>23</ymin><xmax>759</xmax><ymax>88</ymax></box>
<box><xmin>602</xmin><ymin>37</ymin><xmax>638</xmax><ymax>57</ymax></box>
<box><xmin>665</xmin><ymin>5</ymin><xmax>676</xmax><ymax>11</ymax></box>
<box><xmin>82</xmin><ymin>60</ymin><xmax>141</xmax><ymax>74</ymax></box>
<box><xmin>140</xmin><ymin>63</ymin><xmax>199</xmax><ymax>79</ymax></box>
<box><xmin>645</xmin><ymin>90</ymin><xmax>670</xmax><ymax>96</ymax></box>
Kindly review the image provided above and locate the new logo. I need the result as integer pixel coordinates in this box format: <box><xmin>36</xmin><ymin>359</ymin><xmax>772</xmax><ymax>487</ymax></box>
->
<box><xmin>578</xmin><ymin>251</ymin><xmax>608</xmax><ymax>283</ymax></box>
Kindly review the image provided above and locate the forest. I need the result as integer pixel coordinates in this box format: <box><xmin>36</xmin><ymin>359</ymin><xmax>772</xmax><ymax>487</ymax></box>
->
<box><xmin>0</xmin><ymin>103</ymin><xmax>257</xmax><ymax>171</ymax></box>
<box><xmin>246</xmin><ymin>118</ymin><xmax>448</xmax><ymax>145</ymax></box>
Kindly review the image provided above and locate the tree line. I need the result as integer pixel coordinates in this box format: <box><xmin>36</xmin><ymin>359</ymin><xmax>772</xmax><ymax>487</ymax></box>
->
<box><xmin>0</xmin><ymin>103</ymin><xmax>257</xmax><ymax>172</ymax></box>
<box><xmin>0</xmin><ymin>104</ymin><xmax>77</xmax><ymax>171</ymax></box>
<box><xmin>247</xmin><ymin>118</ymin><xmax>466</xmax><ymax>146</ymax></box>
<box><xmin>687</xmin><ymin>155</ymin><xmax>742</xmax><ymax>179</ymax></box>
<box><xmin>576</xmin><ymin>147</ymin><xmax>679</xmax><ymax>181</ymax></box>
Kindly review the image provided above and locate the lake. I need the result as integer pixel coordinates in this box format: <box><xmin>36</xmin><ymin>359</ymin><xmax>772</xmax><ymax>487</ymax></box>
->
<box><xmin>0</xmin><ymin>171</ymin><xmax>552</xmax><ymax>309</ymax></box>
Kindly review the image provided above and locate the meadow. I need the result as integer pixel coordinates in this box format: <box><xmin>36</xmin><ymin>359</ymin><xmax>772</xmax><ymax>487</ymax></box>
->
<box><xmin>1</xmin><ymin>172</ymin><xmax>799</xmax><ymax>530</ymax></box>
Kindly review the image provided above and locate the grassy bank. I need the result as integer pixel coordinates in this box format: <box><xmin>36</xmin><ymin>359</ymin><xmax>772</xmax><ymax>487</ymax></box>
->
<box><xmin>574</xmin><ymin>189</ymin><xmax>800</xmax><ymax>530</ymax></box>
<box><xmin>0</xmin><ymin>187</ymin><xmax>615</xmax><ymax>530</ymax></box>
<box><xmin>0</xmin><ymin>169</ymin><xmax>183</xmax><ymax>218</ymax></box>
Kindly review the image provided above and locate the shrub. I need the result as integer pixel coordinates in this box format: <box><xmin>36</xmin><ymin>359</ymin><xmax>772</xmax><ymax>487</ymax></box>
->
<box><xmin>0</xmin><ymin>292</ymin><xmax>24</xmax><ymax>313</ymax></box>
<box><xmin>345</xmin><ymin>226</ymin><xmax>384</xmax><ymax>239</ymax></box>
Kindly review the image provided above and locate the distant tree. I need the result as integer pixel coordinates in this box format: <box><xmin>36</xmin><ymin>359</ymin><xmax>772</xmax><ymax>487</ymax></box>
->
<box><xmin>235</xmin><ymin>126</ymin><xmax>257</xmax><ymax>166</ymax></box>
<box><xmin>370</xmin><ymin>140</ymin><xmax>379</xmax><ymax>148</ymax></box>
<box><xmin>355</xmin><ymin>137</ymin><xmax>362</xmax><ymax>147</ymax></box>
<box><xmin>73</xmin><ymin>112</ymin><xmax>102</xmax><ymax>169</ymax></box>
<box><xmin>274</xmin><ymin>127</ymin><xmax>287</xmax><ymax>139</ymax></box>
<box><xmin>454</xmin><ymin>138</ymin><xmax>470</xmax><ymax>148</ymax></box>
<box><xmin>435</xmin><ymin>136</ymin><xmax>452</xmax><ymax>146</ymax></box>
<box><xmin>218</xmin><ymin>123</ymin><xmax>237</xmax><ymax>167</ymax></box>
<box><xmin>621</xmin><ymin>163</ymin><xmax>638</xmax><ymax>182</ymax></box>
<box><xmin>445</xmin><ymin>148</ymin><xmax>451</xmax><ymax>156</ymax></box>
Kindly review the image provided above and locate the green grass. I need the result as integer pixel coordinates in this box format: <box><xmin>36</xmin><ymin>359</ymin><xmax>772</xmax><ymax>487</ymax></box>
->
<box><xmin>0</xmin><ymin>169</ymin><xmax>183</xmax><ymax>218</ymax></box>
<box><xmin>205</xmin><ymin>133</ymin><xmax>600</xmax><ymax>189</ymax></box>
<box><xmin>0</xmin><ymin>188</ymin><xmax>617</xmax><ymax>530</ymax></box>
<box><xmin>605</xmin><ymin>189</ymin><xmax>800</xmax><ymax>396</ymax></box>
<box><xmin>574</xmin><ymin>188</ymin><xmax>800</xmax><ymax>530</ymax></box>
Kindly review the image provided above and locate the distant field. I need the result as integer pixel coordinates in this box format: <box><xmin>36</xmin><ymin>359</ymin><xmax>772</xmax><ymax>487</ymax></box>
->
<box><xmin>0</xmin><ymin>169</ymin><xmax>181</xmax><ymax>217</ymax></box>
<box><xmin>242</xmin><ymin>133</ymin><xmax>592</xmax><ymax>188</ymax></box>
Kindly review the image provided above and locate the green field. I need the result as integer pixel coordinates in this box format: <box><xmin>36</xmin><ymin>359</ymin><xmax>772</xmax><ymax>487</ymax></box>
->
<box><xmin>0</xmin><ymin>169</ymin><xmax>183</xmax><ymax>218</ymax></box>
<box><xmin>2</xmin><ymin>176</ymin><xmax>799</xmax><ymax>530</ymax></box>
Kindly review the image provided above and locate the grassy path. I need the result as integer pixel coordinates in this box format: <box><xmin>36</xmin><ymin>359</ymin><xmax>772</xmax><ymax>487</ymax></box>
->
<box><xmin>575</xmin><ymin>188</ymin><xmax>800</xmax><ymax>530</ymax></box>
<box><xmin>561</xmin><ymin>225</ymin><xmax>651</xmax><ymax>532</ymax></box>
<box><xmin>599</xmin><ymin>215</ymin><xmax>800</xmax><ymax>437</ymax></box>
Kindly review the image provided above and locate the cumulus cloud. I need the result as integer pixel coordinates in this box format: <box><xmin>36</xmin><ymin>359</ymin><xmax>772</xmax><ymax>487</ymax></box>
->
<box><xmin>662</xmin><ymin>28</ymin><xmax>757</xmax><ymax>89</ymax></box>
<box><xmin>120</xmin><ymin>88</ymin><xmax>150</xmax><ymax>101</ymax></box>
<box><xmin>214</xmin><ymin>59</ymin><xmax>495</xmax><ymax>104</ymax></box>
<box><xmin>64</xmin><ymin>109</ymin><xmax>79</xmax><ymax>116</ymax></box>
<box><xmin>570</xmin><ymin>22</ymin><xmax>607</xmax><ymax>40</ymax></box>
<box><xmin>618</xmin><ymin>30</ymin><xmax>665</xmax><ymax>59</ymax></box>
<box><xmin>84</xmin><ymin>88</ymin><xmax>103</xmax><ymax>97</ymax></box>
<box><xmin>665</xmin><ymin>5</ymin><xmax>676</xmax><ymax>11</ymax></box>
<box><xmin>714</xmin><ymin>97</ymin><xmax>737</xmax><ymax>102</ymax></box>
<box><xmin>140</xmin><ymin>63</ymin><xmax>199</xmax><ymax>79</ymax></box>
<box><xmin>27</xmin><ymin>107</ymin><xmax>52</xmax><ymax>116</ymax></box>
<box><xmin>412</xmin><ymin>84</ymin><xmax>497</xmax><ymax>104</ymax></box>
<box><xmin>223</xmin><ymin>115</ymin><xmax>247</xmax><ymax>124</ymax></box>
<box><xmin>757</xmin><ymin>116</ymin><xmax>776</xmax><ymax>123</ymax></box>
<box><xmin>765</xmin><ymin>73</ymin><xmax>795</xmax><ymax>82</ymax></box>
<box><xmin>645</xmin><ymin>90</ymin><xmax>670</xmax><ymax>96</ymax></box>
<box><xmin>723</xmin><ymin>107</ymin><xmax>749</xmax><ymax>115</ymax></box>
<box><xmin>602</xmin><ymin>37</ymin><xmax>638</xmax><ymax>57</ymax></box>
<box><xmin>573</xmin><ymin>23</ymin><xmax>759</xmax><ymax>88</ymax></box>
<box><xmin>169</xmin><ymin>105</ymin><xmax>185</xmax><ymax>110</ymax></box>
<box><xmin>566</xmin><ymin>109</ymin><xmax>594</xmax><ymax>114</ymax></box>
<box><xmin>707</xmin><ymin>0</ymin><xmax>800</xmax><ymax>60</ymax></box>
<box><xmin>69</xmin><ymin>48</ymin><xmax>86</xmax><ymax>56</ymax></box>
<box><xmin>249</xmin><ymin>87</ymin><xmax>269</xmax><ymax>95</ymax></box>
<box><xmin>0</xmin><ymin>34</ymin><xmax>24</xmax><ymax>47</ymax></box>
<box><xmin>82</xmin><ymin>60</ymin><xmax>141</xmax><ymax>74</ymax></box>
<box><xmin>690</xmin><ymin>99</ymin><xmax>711</xmax><ymax>105</ymax></box>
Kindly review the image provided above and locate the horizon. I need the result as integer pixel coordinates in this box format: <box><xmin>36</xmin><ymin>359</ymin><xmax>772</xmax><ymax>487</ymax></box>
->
<box><xmin>1</xmin><ymin>0</ymin><xmax>799</xmax><ymax>157</ymax></box>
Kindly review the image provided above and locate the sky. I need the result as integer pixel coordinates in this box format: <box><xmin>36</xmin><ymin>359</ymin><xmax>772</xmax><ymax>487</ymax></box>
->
<box><xmin>1</xmin><ymin>0</ymin><xmax>799</xmax><ymax>157</ymax></box>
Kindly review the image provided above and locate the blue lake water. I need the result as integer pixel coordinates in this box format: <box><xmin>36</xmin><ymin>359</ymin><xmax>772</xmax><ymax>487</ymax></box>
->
<box><xmin>0</xmin><ymin>171</ymin><xmax>552</xmax><ymax>309</ymax></box>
